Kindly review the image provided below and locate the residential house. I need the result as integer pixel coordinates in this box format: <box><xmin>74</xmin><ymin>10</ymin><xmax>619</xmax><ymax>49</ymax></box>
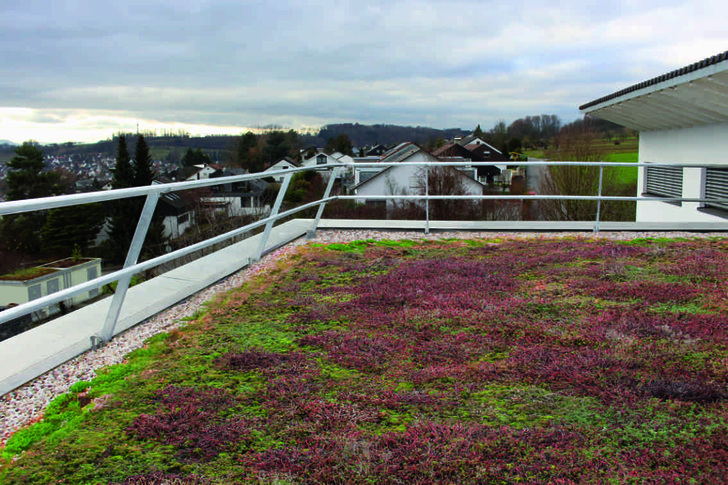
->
<box><xmin>580</xmin><ymin>50</ymin><xmax>728</xmax><ymax>223</ymax></box>
<box><xmin>301</xmin><ymin>151</ymin><xmax>355</xmax><ymax>187</ymax></box>
<box><xmin>352</xmin><ymin>142</ymin><xmax>484</xmax><ymax>211</ymax></box>
<box><xmin>433</xmin><ymin>143</ymin><xmax>503</xmax><ymax>184</ymax></box>
<box><xmin>464</xmin><ymin>143</ymin><xmax>511</xmax><ymax>163</ymax></box>
<box><xmin>181</xmin><ymin>163</ymin><xmax>224</xmax><ymax>181</ymax></box>
<box><xmin>301</xmin><ymin>152</ymin><xmax>339</xmax><ymax>168</ymax></box>
<box><xmin>206</xmin><ymin>169</ymin><xmax>270</xmax><ymax>217</ymax></box>
<box><xmin>366</xmin><ymin>144</ymin><xmax>388</xmax><ymax>156</ymax></box>
<box><xmin>265</xmin><ymin>157</ymin><xmax>298</xmax><ymax>183</ymax></box>
<box><xmin>157</xmin><ymin>190</ymin><xmax>194</xmax><ymax>239</ymax></box>
<box><xmin>455</xmin><ymin>134</ymin><xmax>497</xmax><ymax>149</ymax></box>
<box><xmin>0</xmin><ymin>257</ymin><xmax>103</xmax><ymax>323</ymax></box>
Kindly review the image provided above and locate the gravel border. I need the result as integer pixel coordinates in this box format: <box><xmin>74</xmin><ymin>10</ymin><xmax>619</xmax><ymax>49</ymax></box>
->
<box><xmin>2</xmin><ymin>229</ymin><xmax>726</xmax><ymax>447</ymax></box>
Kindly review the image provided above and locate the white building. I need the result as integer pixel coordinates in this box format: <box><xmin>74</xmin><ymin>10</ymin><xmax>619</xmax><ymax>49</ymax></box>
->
<box><xmin>264</xmin><ymin>157</ymin><xmax>298</xmax><ymax>183</ymax></box>
<box><xmin>580</xmin><ymin>50</ymin><xmax>728</xmax><ymax>223</ymax></box>
<box><xmin>301</xmin><ymin>151</ymin><xmax>355</xmax><ymax>185</ymax></box>
<box><xmin>0</xmin><ymin>258</ymin><xmax>102</xmax><ymax>319</ymax></box>
<box><xmin>352</xmin><ymin>143</ymin><xmax>483</xmax><ymax>211</ymax></box>
<box><xmin>184</xmin><ymin>164</ymin><xmax>223</xmax><ymax>181</ymax></box>
<box><xmin>301</xmin><ymin>152</ymin><xmax>341</xmax><ymax>168</ymax></box>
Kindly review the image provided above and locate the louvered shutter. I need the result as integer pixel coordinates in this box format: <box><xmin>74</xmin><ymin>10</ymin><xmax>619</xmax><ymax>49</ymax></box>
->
<box><xmin>705</xmin><ymin>168</ymin><xmax>728</xmax><ymax>211</ymax></box>
<box><xmin>645</xmin><ymin>165</ymin><xmax>683</xmax><ymax>199</ymax></box>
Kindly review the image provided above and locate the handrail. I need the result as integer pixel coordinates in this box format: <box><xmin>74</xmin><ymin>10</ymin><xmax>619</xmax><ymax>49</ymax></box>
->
<box><xmin>1</xmin><ymin>159</ymin><xmax>727</xmax><ymax>341</ymax></box>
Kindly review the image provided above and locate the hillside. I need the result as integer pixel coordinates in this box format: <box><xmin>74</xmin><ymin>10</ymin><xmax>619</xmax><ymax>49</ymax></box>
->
<box><xmin>0</xmin><ymin>123</ymin><xmax>470</xmax><ymax>164</ymax></box>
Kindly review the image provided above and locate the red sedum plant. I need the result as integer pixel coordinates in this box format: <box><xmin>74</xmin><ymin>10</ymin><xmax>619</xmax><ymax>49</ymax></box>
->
<box><xmin>3</xmin><ymin>236</ymin><xmax>728</xmax><ymax>484</ymax></box>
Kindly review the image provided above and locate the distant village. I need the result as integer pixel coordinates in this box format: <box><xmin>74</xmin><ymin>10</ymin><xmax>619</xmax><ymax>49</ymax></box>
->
<box><xmin>0</xmin><ymin>132</ymin><xmax>533</xmax><ymax>242</ymax></box>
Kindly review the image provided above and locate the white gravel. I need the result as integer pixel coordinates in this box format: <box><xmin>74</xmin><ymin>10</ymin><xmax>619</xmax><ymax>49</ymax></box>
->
<box><xmin>1</xmin><ymin>229</ymin><xmax>726</xmax><ymax>448</ymax></box>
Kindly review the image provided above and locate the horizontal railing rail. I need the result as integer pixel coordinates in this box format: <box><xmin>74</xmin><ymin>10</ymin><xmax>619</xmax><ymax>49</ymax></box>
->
<box><xmin>1</xmin><ymin>160</ymin><xmax>727</xmax><ymax>342</ymax></box>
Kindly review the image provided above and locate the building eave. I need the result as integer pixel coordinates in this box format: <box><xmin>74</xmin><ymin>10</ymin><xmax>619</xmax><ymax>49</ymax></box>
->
<box><xmin>580</xmin><ymin>50</ymin><xmax>728</xmax><ymax>131</ymax></box>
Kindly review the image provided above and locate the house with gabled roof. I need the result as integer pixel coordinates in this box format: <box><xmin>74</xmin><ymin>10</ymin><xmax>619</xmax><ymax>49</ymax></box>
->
<box><xmin>352</xmin><ymin>142</ymin><xmax>484</xmax><ymax>211</ymax></box>
<box><xmin>433</xmin><ymin>143</ymin><xmax>505</xmax><ymax>183</ymax></box>
<box><xmin>580</xmin><ymin>50</ymin><xmax>728</xmax><ymax>223</ymax></box>
<box><xmin>158</xmin><ymin>190</ymin><xmax>194</xmax><ymax>239</ymax></box>
<box><xmin>366</xmin><ymin>144</ymin><xmax>388</xmax><ymax>156</ymax></box>
<box><xmin>264</xmin><ymin>157</ymin><xmax>298</xmax><ymax>183</ymax></box>
<box><xmin>455</xmin><ymin>134</ymin><xmax>500</xmax><ymax>151</ymax></box>
<box><xmin>301</xmin><ymin>152</ymin><xmax>339</xmax><ymax>168</ymax></box>
<box><xmin>301</xmin><ymin>151</ymin><xmax>355</xmax><ymax>187</ymax></box>
<box><xmin>177</xmin><ymin>163</ymin><xmax>224</xmax><ymax>181</ymax></box>
<box><xmin>206</xmin><ymin>168</ymin><xmax>270</xmax><ymax>216</ymax></box>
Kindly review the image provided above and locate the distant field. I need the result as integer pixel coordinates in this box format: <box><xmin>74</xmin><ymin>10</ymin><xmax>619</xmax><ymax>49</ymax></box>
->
<box><xmin>606</xmin><ymin>152</ymin><xmax>638</xmax><ymax>186</ymax></box>
<box><xmin>525</xmin><ymin>137</ymin><xmax>638</xmax><ymax>188</ymax></box>
<box><xmin>592</xmin><ymin>136</ymin><xmax>638</xmax><ymax>154</ymax></box>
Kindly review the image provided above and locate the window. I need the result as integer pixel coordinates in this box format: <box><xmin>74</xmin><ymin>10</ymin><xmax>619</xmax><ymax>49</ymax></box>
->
<box><xmin>47</xmin><ymin>279</ymin><xmax>59</xmax><ymax>294</ymax></box>
<box><xmin>704</xmin><ymin>167</ymin><xmax>728</xmax><ymax>211</ymax></box>
<box><xmin>316</xmin><ymin>154</ymin><xmax>327</xmax><ymax>165</ymax></box>
<box><xmin>644</xmin><ymin>164</ymin><xmax>683</xmax><ymax>203</ymax></box>
<box><xmin>359</xmin><ymin>171</ymin><xmax>379</xmax><ymax>184</ymax></box>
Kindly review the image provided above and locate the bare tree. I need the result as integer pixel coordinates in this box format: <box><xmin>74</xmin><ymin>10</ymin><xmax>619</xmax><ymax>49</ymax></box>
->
<box><xmin>539</xmin><ymin>125</ymin><xmax>634</xmax><ymax>221</ymax></box>
<box><xmin>386</xmin><ymin>173</ymin><xmax>424</xmax><ymax>220</ymax></box>
<box><xmin>415</xmin><ymin>166</ymin><xmax>473</xmax><ymax>221</ymax></box>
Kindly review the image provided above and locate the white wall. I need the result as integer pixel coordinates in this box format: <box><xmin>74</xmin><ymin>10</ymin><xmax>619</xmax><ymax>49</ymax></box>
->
<box><xmin>265</xmin><ymin>161</ymin><xmax>296</xmax><ymax>183</ymax></box>
<box><xmin>355</xmin><ymin>157</ymin><xmax>483</xmax><ymax>210</ymax></box>
<box><xmin>163</xmin><ymin>213</ymin><xmax>193</xmax><ymax>239</ymax></box>
<box><xmin>0</xmin><ymin>258</ymin><xmax>102</xmax><ymax>314</ymax></box>
<box><xmin>637</xmin><ymin>122</ymin><xmax>728</xmax><ymax>222</ymax></box>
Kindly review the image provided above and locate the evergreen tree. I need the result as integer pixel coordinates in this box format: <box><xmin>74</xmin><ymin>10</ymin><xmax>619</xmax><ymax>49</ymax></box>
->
<box><xmin>107</xmin><ymin>134</ymin><xmax>167</xmax><ymax>263</ymax></box>
<box><xmin>1</xmin><ymin>142</ymin><xmax>62</xmax><ymax>253</ymax></box>
<box><xmin>40</xmin><ymin>203</ymin><xmax>106</xmax><ymax>255</ymax></box>
<box><xmin>261</xmin><ymin>130</ymin><xmax>299</xmax><ymax>168</ymax></box>
<box><xmin>111</xmin><ymin>135</ymin><xmax>134</xmax><ymax>189</ymax></box>
<box><xmin>324</xmin><ymin>134</ymin><xmax>354</xmax><ymax>156</ymax></box>
<box><xmin>107</xmin><ymin>135</ymin><xmax>139</xmax><ymax>263</ymax></box>
<box><xmin>181</xmin><ymin>147</ymin><xmax>212</xmax><ymax>167</ymax></box>
<box><xmin>5</xmin><ymin>142</ymin><xmax>61</xmax><ymax>201</ymax></box>
<box><xmin>133</xmin><ymin>134</ymin><xmax>166</xmax><ymax>259</ymax></box>
<box><xmin>236</xmin><ymin>131</ymin><xmax>258</xmax><ymax>171</ymax></box>
<box><xmin>133</xmin><ymin>134</ymin><xmax>155</xmax><ymax>186</ymax></box>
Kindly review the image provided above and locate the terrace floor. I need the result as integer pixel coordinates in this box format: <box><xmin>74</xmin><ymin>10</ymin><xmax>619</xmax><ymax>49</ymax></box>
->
<box><xmin>9</xmin><ymin>218</ymin><xmax>726</xmax><ymax>397</ymax></box>
<box><xmin>2</xmin><ymin>229</ymin><xmax>728</xmax><ymax>483</ymax></box>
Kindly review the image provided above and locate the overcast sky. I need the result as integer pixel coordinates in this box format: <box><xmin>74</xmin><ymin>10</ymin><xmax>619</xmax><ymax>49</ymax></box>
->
<box><xmin>1</xmin><ymin>0</ymin><xmax>726</xmax><ymax>144</ymax></box>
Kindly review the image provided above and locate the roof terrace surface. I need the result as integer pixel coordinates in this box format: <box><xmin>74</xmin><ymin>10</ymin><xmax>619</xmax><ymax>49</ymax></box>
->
<box><xmin>3</xmin><ymin>218</ymin><xmax>728</xmax><ymax>397</ymax></box>
<box><xmin>3</xmin><ymin>229</ymin><xmax>728</xmax><ymax>482</ymax></box>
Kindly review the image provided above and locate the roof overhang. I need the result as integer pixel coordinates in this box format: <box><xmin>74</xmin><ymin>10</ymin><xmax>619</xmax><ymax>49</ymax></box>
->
<box><xmin>580</xmin><ymin>51</ymin><xmax>728</xmax><ymax>131</ymax></box>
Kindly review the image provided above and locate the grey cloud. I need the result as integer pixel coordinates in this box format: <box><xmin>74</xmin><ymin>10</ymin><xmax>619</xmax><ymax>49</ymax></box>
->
<box><xmin>1</xmin><ymin>0</ymin><xmax>727</xmax><ymax>141</ymax></box>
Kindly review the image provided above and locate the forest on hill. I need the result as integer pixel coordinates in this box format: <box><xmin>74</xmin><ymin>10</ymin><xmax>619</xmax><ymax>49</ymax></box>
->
<box><xmin>0</xmin><ymin>115</ymin><xmax>630</xmax><ymax>167</ymax></box>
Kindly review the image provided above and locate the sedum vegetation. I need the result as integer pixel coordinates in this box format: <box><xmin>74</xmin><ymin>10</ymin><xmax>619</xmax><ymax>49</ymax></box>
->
<box><xmin>2</xmin><ymin>237</ymin><xmax>728</xmax><ymax>484</ymax></box>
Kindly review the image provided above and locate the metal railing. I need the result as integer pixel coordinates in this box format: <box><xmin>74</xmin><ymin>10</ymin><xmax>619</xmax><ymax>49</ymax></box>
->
<box><xmin>0</xmin><ymin>160</ymin><xmax>726</xmax><ymax>343</ymax></box>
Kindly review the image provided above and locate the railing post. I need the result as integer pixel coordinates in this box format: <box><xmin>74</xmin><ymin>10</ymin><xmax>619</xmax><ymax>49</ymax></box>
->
<box><xmin>425</xmin><ymin>164</ymin><xmax>430</xmax><ymax>234</ymax></box>
<box><xmin>255</xmin><ymin>172</ymin><xmax>293</xmax><ymax>260</ymax></box>
<box><xmin>310</xmin><ymin>166</ymin><xmax>341</xmax><ymax>238</ymax></box>
<box><xmin>594</xmin><ymin>164</ymin><xmax>604</xmax><ymax>233</ymax></box>
<box><xmin>95</xmin><ymin>191</ymin><xmax>160</xmax><ymax>345</ymax></box>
